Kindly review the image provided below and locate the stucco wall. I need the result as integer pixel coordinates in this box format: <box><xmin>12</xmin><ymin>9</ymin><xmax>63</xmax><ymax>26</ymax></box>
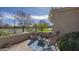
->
<box><xmin>52</xmin><ymin>8</ymin><xmax>79</xmax><ymax>36</ymax></box>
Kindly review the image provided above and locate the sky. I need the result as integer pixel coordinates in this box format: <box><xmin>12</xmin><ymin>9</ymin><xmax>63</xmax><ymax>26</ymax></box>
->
<box><xmin>0</xmin><ymin>7</ymin><xmax>53</xmax><ymax>26</ymax></box>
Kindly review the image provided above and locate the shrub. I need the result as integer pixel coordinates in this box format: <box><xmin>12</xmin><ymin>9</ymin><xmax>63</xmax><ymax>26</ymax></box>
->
<box><xmin>0</xmin><ymin>31</ymin><xmax>9</xmax><ymax>37</ymax></box>
<box><xmin>57</xmin><ymin>32</ymin><xmax>79</xmax><ymax>51</ymax></box>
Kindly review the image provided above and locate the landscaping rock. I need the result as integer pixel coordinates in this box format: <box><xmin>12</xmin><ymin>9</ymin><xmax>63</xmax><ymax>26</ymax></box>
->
<box><xmin>27</xmin><ymin>35</ymin><xmax>58</xmax><ymax>51</ymax></box>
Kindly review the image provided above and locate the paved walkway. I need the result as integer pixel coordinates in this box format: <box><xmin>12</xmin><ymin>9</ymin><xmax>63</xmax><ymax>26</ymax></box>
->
<box><xmin>0</xmin><ymin>40</ymin><xmax>59</xmax><ymax>51</ymax></box>
<box><xmin>1</xmin><ymin>40</ymin><xmax>32</xmax><ymax>51</ymax></box>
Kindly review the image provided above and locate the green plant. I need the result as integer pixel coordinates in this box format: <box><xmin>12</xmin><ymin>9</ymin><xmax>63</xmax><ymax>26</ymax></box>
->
<box><xmin>33</xmin><ymin>23</ymin><xmax>49</xmax><ymax>32</ymax></box>
<box><xmin>0</xmin><ymin>30</ymin><xmax>9</xmax><ymax>37</ymax></box>
<box><xmin>57</xmin><ymin>32</ymin><xmax>79</xmax><ymax>51</ymax></box>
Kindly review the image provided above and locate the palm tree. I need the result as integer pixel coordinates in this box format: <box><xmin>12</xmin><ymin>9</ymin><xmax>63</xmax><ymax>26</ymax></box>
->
<box><xmin>0</xmin><ymin>14</ymin><xmax>3</xmax><ymax>26</ymax></box>
<box><xmin>12</xmin><ymin>15</ymin><xmax>17</xmax><ymax>34</ymax></box>
<box><xmin>49</xmin><ymin>8</ymin><xmax>54</xmax><ymax>22</ymax></box>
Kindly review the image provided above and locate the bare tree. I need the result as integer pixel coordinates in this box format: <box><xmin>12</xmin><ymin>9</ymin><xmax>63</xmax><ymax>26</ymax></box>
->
<box><xmin>15</xmin><ymin>11</ymin><xmax>32</xmax><ymax>32</ymax></box>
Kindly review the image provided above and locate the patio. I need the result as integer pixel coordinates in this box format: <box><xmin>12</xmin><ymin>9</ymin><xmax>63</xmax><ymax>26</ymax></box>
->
<box><xmin>0</xmin><ymin>32</ymin><xmax>59</xmax><ymax>51</ymax></box>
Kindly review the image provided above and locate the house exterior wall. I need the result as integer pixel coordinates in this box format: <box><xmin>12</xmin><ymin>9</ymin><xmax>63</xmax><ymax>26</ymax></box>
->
<box><xmin>52</xmin><ymin>8</ymin><xmax>79</xmax><ymax>36</ymax></box>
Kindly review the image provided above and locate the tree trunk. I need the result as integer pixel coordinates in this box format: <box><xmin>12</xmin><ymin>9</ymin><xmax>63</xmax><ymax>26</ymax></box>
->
<box><xmin>14</xmin><ymin>20</ymin><xmax>16</xmax><ymax>34</ymax></box>
<box><xmin>22</xmin><ymin>25</ymin><xmax>25</xmax><ymax>32</ymax></box>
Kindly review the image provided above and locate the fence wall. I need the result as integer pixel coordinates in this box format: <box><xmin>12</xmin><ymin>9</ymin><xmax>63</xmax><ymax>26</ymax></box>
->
<box><xmin>0</xmin><ymin>32</ymin><xmax>31</xmax><ymax>49</ymax></box>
